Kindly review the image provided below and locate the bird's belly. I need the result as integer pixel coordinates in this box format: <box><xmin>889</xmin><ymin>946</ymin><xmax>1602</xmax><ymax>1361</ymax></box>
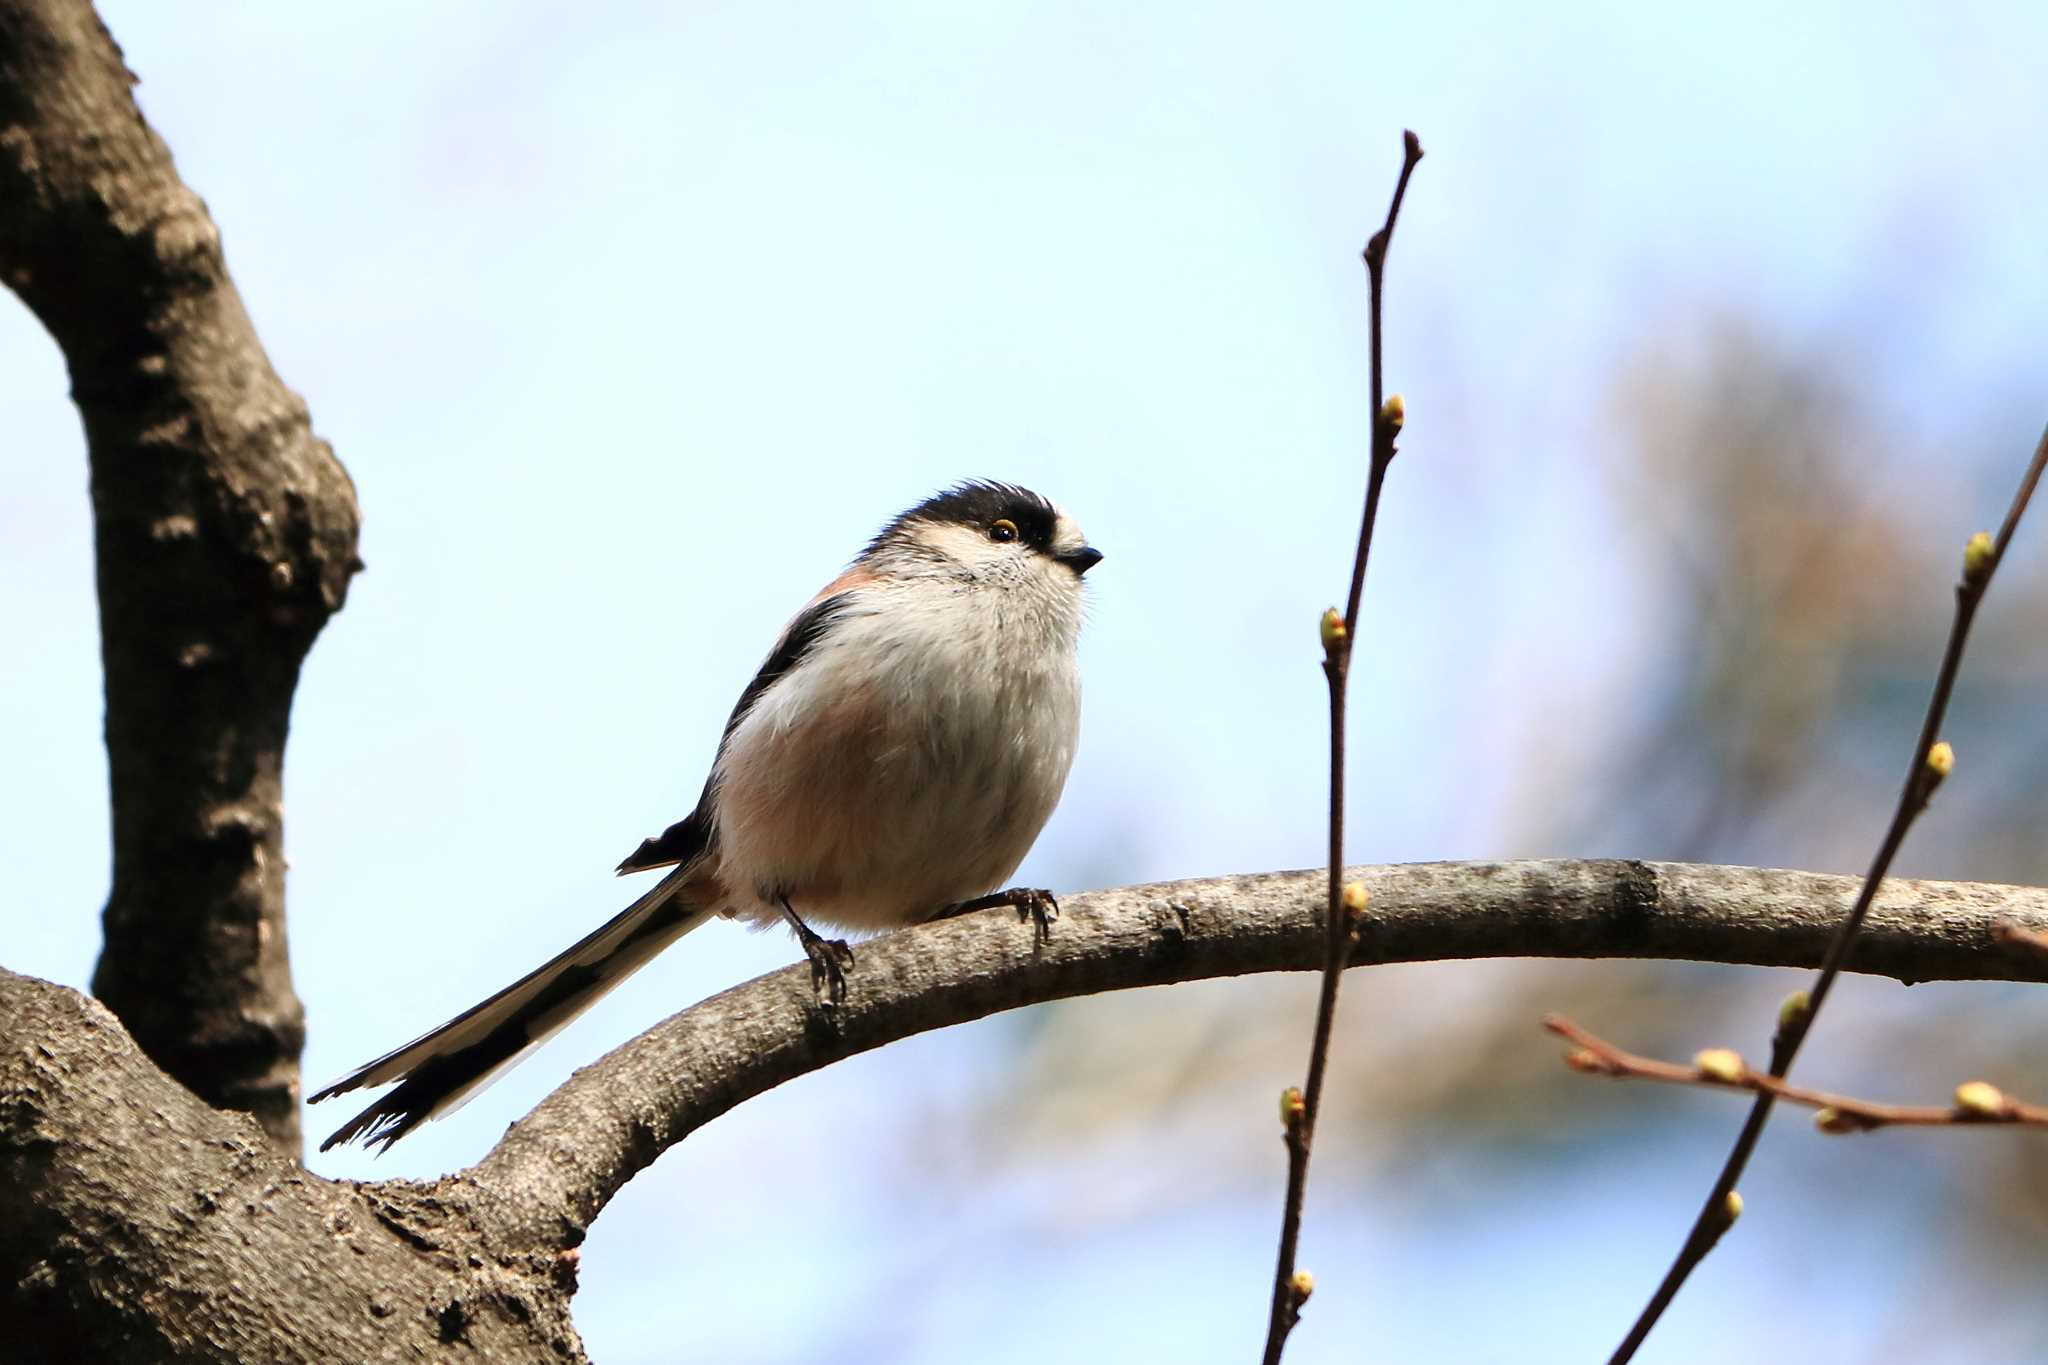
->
<box><xmin>711</xmin><ymin>651</ymin><xmax>1077</xmax><ymax>932</ymax></box>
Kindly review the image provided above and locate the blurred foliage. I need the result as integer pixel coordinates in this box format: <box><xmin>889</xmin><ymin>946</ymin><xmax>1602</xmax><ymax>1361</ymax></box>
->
<box><xmin>927</xmin><ymin>314</ymin><xmax>2048</xmax><ymax>1354</ymax></box>
<box><xmin>1584</xmin><ymin>315</ymin><xmax>2048</xmax><ymax>880</ymax></box>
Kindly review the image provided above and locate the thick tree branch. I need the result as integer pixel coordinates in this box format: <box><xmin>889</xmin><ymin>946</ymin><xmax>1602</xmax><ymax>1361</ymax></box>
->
<box><xmin>0</xmin><ymin>0</ymin><xmax>361</xmax><ymax>1151</ymax></box>
<box><xmin>11</xmin><ymin>859</ymin><xmax>2047</xmax><ymax>1358</ymax></box>
<box><xmin>0</xmin><ymin>969</ymin><xmax>583</xmax><ymax>1364</ymax></box>
<box><xmin>470</xmin><ymin>858</ymin><xmax>2048</xmax><ymax>1251</ymax></box>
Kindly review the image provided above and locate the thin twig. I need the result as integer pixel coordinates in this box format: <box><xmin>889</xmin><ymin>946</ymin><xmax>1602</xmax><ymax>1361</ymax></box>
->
<box><xmin>1607</xmin><ymin>422</ymin><xmax>2048</xmax><ymax>1363</ymax></box>
<box><xmin>1260</xmin><ymin>129</ymin><xmax>1423</xmax><ymax>1365</ymax></box>
<box><xmin>1342</xmin><ymin>133</ymin><xmax>1425</xmax><ymax>642</ymax></box>
<box><xmin>1547</xmin><ymin>1014</ymin><xmax>2048</xmax><ymax>1132</ymax></box>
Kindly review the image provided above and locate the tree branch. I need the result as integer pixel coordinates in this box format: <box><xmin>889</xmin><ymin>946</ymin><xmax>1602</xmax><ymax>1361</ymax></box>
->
<box><xmin>1263</xmin><ymin>126</ymin><xmax>1424</xmax><ymax>1365</ymax></box>
<box><xmin>1546</xmin><ymin>1014</ymin><xmax>2048</xmax><ymax>1133</ymax></box>
<box><xmin>469</xmin><ymin>858</ymin><xmax>2048</xmax><ymax>1251</ymax></box>
<box><xmin>12</xmin><ymin>859</ymin><xmax>2047</xmax><ymax>1357</ymax></box>
<box><xmin>0</xmin><ymin>969</ymin><xmax>584</xmax><ymax>1364</ymax></box>
<box><xmin>1605</xmin><ymin>420</ymin><xmax>2048</xmax><ymax>1362</ymax></box>
<box><xmin>0</xmin><ymin>0</ymin><xmax>361</xmax><ymax>1152</ymax></box>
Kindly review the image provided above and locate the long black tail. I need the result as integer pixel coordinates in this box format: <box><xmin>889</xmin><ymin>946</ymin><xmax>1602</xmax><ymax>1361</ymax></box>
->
<box><xmin>313</xmin><ymin>866</ymin><xmax>711</xmax><ymax>1152</ymax></box>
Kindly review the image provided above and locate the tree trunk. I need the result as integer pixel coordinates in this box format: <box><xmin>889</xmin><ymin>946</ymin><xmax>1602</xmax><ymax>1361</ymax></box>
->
<box><xmin>0</xmin><ymin>0</ymin><xmax>361</xmax><ymax>1153</ymax></box>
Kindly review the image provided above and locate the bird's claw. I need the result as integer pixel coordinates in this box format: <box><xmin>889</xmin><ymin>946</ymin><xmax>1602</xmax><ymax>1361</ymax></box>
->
<box><xmin>1004</xmin><ymin>887</ymin><xmax>1059</xmax><ymax>944</ymax></box>
<box><xmin>927</xmin><ymin>886</ymin><xmax>1060</xmax><ymax>944</ymax></box>
<box><xmin>802</xmin><ymin>933</ymin><xmax>855</xmax><ymax>1006</ymax></box>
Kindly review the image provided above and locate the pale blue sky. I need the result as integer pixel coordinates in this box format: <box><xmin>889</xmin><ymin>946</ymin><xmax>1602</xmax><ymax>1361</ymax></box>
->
<box><xmin>6</xmin><ymin>3</ymin><xmax>2048</xmax><ymax>1361</ymax></box>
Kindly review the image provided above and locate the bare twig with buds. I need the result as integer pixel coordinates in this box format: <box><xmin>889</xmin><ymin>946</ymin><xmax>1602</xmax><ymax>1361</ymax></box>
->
<box><xmin>1603</xmin><ymin>422</ymin><xmax>2048</xmax><ymax>1364</ymax></box>
<box><xmin>1547</xmin><ymin>1014</ymin><xmax>2048</xmax><ymax>1133</ymax></box>
<box><xmin>1260</xmin><ymin>129</ymin><xmax>1424</xmax><ymax>1365</ymax></box>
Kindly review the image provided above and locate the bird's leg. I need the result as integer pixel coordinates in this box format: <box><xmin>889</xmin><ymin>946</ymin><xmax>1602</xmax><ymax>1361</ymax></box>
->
<box><xmin>927</xmin><ymin>887</ymin><xmax>1060</xmax><ymax>945</ymax></box>
<box><xmin>778</xmin><ymin>896</ymin><xmax>854</xmax><ymax>1005</ymax></box>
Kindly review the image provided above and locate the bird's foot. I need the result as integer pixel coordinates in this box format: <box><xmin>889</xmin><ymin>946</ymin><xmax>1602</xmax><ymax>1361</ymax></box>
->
<box><xmin>931</xmin><ymin>887</ymin><xmax>1060</xmax><ymax>945</ymax></box>
<box><xmin>799</xmin><ymin>927</ymin><xmax>854</xmax><ymax>1006</ymax></box>
<box><xmin>780</xmin><ymin>898</ymin><xmax>855</xmax><ymax>1005</ymax></box>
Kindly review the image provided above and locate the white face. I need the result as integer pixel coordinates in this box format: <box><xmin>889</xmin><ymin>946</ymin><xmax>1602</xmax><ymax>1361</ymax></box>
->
<box><xmin>904</xmin><ymin>509</ymin><xmax>1095</xmax><ymax>588</ymax></box>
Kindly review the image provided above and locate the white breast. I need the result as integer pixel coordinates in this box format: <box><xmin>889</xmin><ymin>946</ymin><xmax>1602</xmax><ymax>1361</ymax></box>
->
<box><xmin>709</xmin><ymin>577</ymin><xmax>1082</xmax><ymax>932</ymax></box>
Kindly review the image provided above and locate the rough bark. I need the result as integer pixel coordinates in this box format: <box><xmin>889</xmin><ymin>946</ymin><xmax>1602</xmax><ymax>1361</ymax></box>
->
<box><xmin>5</xmin><ymin>6</ymin><xmax>2046</xmax><ymax>1361</ymax></box>
<box><xmin>0</xmin><ymin>970</ymin><xmax>582</xmax><ymax>1365</ymax></box>
<box><xmin>0</xmin><ymin>0</ymin><xmax>361</xmax><ymax>1152</ymax></box>
<box><xmin>8</xmin><ymin>860</ymin><xmax>2040</xmax><ymax>1361</ymax></box>
<box><xmin>472</xmin><ymin>858</ymin><xmax>2048</xmax><ymax>1248</ymax></box>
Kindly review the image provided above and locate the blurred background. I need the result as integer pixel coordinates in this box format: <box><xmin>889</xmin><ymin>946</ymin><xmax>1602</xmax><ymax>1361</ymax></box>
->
<box><xmin>5</xmin><ymin>2</ymin><xmax>2047</xmax><ymax>1360</ymax></box>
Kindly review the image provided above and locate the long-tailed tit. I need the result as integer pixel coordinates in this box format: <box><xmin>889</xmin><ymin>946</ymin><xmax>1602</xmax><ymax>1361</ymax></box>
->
<box><xmin>313</xmin><ymin>481</ymin><xmax>1101</xmax><ymax>1151</ymax></box>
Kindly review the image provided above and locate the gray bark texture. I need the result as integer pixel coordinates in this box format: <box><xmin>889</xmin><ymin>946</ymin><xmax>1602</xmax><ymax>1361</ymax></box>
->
<box><xmin>0</xmin><ymin>0</ymin><xmax>360</xmax><ymax>1150</ymax></box>
<box><xmin>7</xmin><ymin>863</ymin><xmax>2048</xmax><ymax>1362</ymax></box>
<box><xmin>0</xmin><ymin>969</ymin><xmax>584</xmax><ymax>1364</ymax></box>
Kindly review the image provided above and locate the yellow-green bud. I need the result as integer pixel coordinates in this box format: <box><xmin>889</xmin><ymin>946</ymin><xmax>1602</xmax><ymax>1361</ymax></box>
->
<box><xmin>1813</xmin><ymin>1106</ymin><xmax>1858</xmax><ymax>1135</ymax></box>
<box><xmin>1342</xmin><ymin>881</ymin><xmax>1370</xmax><ymax>915</ymax></box>
<box><xmin>1963</xmin><ymin>530</ymin><xmax>1995</xmax><ymax>585</ymax></box>
<box><xmin>1381</xmin><ymin>394</ymin><xmax>1406</xmax><ymax>429</ymax></box>
<box><xmin>1320</xmin><ymin>608</ymin><xmax>1346</xmax><ymax>652</ymax></box>
<box><xmin>1927</xmin><ymin>741</ymin><xmax>1955</xmax><ymax>779</ymax></box>
<box><xmin>1693</xmin><ymin>1048</ymin><xmax>1746</xmax><ymax>1084</ymax></box>
<box><xmin>1280</xmin><ymin>1085</ymin><xmax>1306</xmax><ymax>1127</ymax></box>
<box><xmin>1954</xmin><ymin>1080</ymin><xmax>2006</xmax><ymax>1118</ymax></box>
<box><xmin>1777</xmin><ymin>990</ymin><xmax>1811</xmax><ymax>1035</ymax></box>
<box><xmin>1290</xmin><ymin>1269</ymin><xmax>1316</xmax><ymax>1303</ymax></box>
<box><xmin>1722</xmin><ymin>1191</ymin><xmax>1744</xmax><ymax>1222</ymax></box>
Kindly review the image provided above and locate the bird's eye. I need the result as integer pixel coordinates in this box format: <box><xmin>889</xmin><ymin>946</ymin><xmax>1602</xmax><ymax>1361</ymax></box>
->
<box><xmin>988</xmin><ymin>518</ymin><xmax>1019</xmax><ymax>543</ymax></box>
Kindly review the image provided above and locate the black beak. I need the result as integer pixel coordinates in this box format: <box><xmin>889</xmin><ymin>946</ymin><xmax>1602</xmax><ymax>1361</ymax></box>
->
<box><xmin>1056</xmin><ymin>545</ymin><xmax>1104</xmax><ymax>576</ymax></box>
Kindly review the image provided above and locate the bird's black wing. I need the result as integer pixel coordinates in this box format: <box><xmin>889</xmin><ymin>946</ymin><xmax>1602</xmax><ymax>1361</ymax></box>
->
<box><xmin>614</xmin><ymin>590</ymin><xmax>863</xmax><ymax>874</ymax></box>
